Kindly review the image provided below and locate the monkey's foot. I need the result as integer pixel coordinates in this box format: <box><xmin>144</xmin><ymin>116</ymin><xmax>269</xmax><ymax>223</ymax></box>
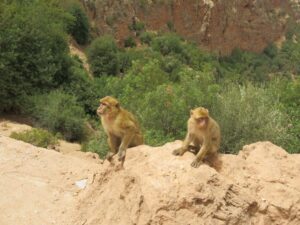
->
<box><xmin>191</xmin><ymin>159</ymin><xmax>203</xmax><ymax>168</ymax></box>
<box><xmin>172</xmin><ymin>148</ymin><xmax>184</xmax><ymax>156</ymax></box>
<box><xmin>117</xmin><ymin>150</ymin><xmax>126</xmax><ymax>162</ymax></box>
<box><xmin>105</xmin><ymin>152</ymin><xmax>115</xmax><ymax>162</ymax></box>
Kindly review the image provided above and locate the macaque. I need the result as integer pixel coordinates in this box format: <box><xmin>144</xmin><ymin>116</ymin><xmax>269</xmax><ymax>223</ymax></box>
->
<box><xmin>173</xmin><ymin>107</ymin><xmax>221</xmax><ymax>168</ymax></box>
<box><xmin>97</xmin><ymin>96</ymin><xmax>144</xmax><ymax>165</ymax></box>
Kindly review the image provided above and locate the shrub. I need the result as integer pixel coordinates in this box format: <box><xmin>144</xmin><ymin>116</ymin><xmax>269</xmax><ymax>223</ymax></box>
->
<box><xmin>278</xmin><ymin>79</ymin><xmax>300</xmax><ymax>153</ymax></box>
<box><xmin>87</xmin><ymin>35</ymin><xmax>119</xmax><ymax>77</ymax></box>
<box><xmin>140</xmin><ymin>31</ymin><xmax>155</xmax><ymax>45</ymax></box>
<box><xmin>0</xmin><ymin>1</ymin><xmax>72</xmax><ymax>112</ymax></box>
<box><xmin>26</xmin><ymin>90</ymin><xmax>87</xmax><ymax>141</ymax></box>
<box><xmin>61</xmin><ymin>56</ymin><xmax>99</xmax><ymax>116</ymax></box>
<box><xmin>10</xmin><ymin>128</ymin><xmax>59</xmax><ymax>148</ymax></box>
<box><xmin>81</xmin><ymin>129</ymin><xmax>108</xmax><ymax>159</ymax></box>
<box><xmin>213</xmin><ymin>84</ymin><xmax>290</xmax><ymax>153</ymax></box>
<box><xmin>67</xmin><ymin>3</ymin><xmax>89</xmax><ymax>45</ymax></box>
<box><xmin>151</xmin><ymin>33</ymin><xmax>183</xmax><ymax>56</ymax></box>
<box><xmin>129</xmin><ymin>20</ymin><xmax>145</xmax><ymax>36</ymax></box>
<box><xmin>124</xmin><ymin>36</ymin><xmax>136</xmax><ymax>48</ymax></box>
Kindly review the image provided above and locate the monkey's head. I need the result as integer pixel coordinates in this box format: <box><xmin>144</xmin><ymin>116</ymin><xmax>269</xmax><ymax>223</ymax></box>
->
<box><xmin>97</xmin><ymin>96</ymin><xmax>120</xmax><ymax>116</ymax></box>
<box><xmin>191</xmin><ymin>107</ymin><xmax>209</xmax><ymax>129</ymax></box>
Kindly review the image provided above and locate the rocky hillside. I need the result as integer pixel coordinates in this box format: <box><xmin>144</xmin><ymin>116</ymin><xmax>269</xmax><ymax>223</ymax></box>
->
<box><xmin>81</xmin><ymin>0</ymin><xmax>297</xmax><ymax>55</ymax></box>
<box><xmin>1</xmin><ymin>135</ymin><xmax>299</xmax><ymax>225</ymax></box>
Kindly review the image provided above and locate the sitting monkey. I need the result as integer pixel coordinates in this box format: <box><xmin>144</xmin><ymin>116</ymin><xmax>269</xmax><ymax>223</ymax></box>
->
<box><xmin>97</xmin><ymin>96</ymin><xmax>144</xmax><ymax>165</ymax></box>
<box><xmin>173</xmin><ymin>107</ymin><xmax>221</xmax><ymax>168</ymax></box>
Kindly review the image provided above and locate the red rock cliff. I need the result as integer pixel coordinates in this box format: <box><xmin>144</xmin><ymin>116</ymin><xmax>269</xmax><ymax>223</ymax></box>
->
<box><xmin>81</xmin><ymin>0</ymin><xmax>296</xmax><ymax>55</ymax></box>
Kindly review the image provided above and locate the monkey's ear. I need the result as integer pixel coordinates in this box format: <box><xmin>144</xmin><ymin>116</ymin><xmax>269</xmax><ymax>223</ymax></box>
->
<box><xmin>190</xmin><ymin>110</ymin><xmax>194</xmax><ymax>116</ymax></box>
<box><xmin>115</xmin><ymin>102</ymin><xmax>120</xmax><ymax>108</ymax></box>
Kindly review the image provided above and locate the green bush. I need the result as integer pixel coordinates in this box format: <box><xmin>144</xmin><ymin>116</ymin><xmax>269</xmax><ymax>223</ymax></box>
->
<box><xmin>81</xmin><ymin>129</ymin><xmax>108</xmax><ymax>159</ymax></box>
<box><xmin>67</xmin><ymin>3</ymin><xmax>89</xmax><ymax>45</ymax></box>
<box><xmin>10</xmin><ymin>128</ymin><xmax>59</xmax><ymax>148</ymax></box>
<box><xmin>151</xmin><ymin>33</ymin><xmax>184</xmax><ymax>56</ymax></box>
<box><xmin>213</xmin><ymin>84</ymin><xmax>290</xmax><ymax>153</ymax></box>
<box><xmin>0</xmin><ymin>1</ymin><xmax>72</xmax><ymax>112</ymax></box>
<box><xmin>87</xmin><ymin>35</ymin><xmax>119</xmax><ymax>77</ymax></box>
<box><xmin>140</xmin><ymin>31</ymin><xmax>155</xmax><ymax>45</ymax></box>
<box><xmin>26</xmin><ymin>90</ymin><xmax>87</xmax><ymax>141</ymax></box>
<box><xmin>124</xmin><ymin>36</ymin><xmax>136</xmax><ymax>48</ymax></box>
<box><xmin>278</xmin><ymin>79</ymin><xmax>300</xmax><ymax>153</ymax></box>
<box><xmin>129</xmin><ymin>20</ymin><xmax>145</xmax><ymax>36</ymax></box>
<box><xmin>61</xmin><ymin>56</ymin><xmax>99</xmax><ymax>116</ymax></box>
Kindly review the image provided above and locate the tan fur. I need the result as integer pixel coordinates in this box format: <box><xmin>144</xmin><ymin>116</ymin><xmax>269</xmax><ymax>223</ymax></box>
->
<box><xmin>173</xmin><ymin>107</ymin><xmax>221</xmax><ymax>168</ymax></box>
<box><xmin>97</xmin><ymin>96</ymin><xmax>144</xmax><ymax>165</ymax></box>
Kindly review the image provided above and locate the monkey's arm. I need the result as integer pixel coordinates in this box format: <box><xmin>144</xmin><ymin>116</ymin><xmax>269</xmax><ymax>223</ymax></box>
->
<box><xmin>173</xmin><ymin>133</ymin><xmax>194</xmax><ymax>156</ymax></box>
<box><xmin>191</xmin><ymin>137</ymin><xmax>211</xmax><ymax>168</ymax></box>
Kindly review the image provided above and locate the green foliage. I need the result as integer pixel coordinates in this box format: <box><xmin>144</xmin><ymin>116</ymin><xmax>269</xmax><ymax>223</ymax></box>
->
<box><xmin>67</xmin><ymin>3</ymin><xmax>89</xmax><ymax>45</ymax></box>
<box><xmin>278</xmin><ymin>79</ymin><xmax>300</xmax><ymax>153</ymax></box>
<box><xmin>167</xmin><ymin>21</ymin><xmax>175</xmax><ymax>31</ymax></box>
<box><xmin>124</xmin><ymin>36</ymin><xmax>136</xmax><ymax>48</ymax></box>
<box><xmin>140</xmin><ymin>31</ymin><xmax>155</xmax><ymax>45</ymax></box>
<box><xmin>129</xmin><ymin>20</ymin><xmax>145</xmax><ymax>36</ymax></box>
<box><xmin>81</xmin><ymin>129</ymin><xmax>108</xmax><ymax>159</ymax></box>
<box><xmin>0</xmin><ymin>1</ymin><xmax>72</xmax><ymax>112</ymax></box>
<box><xmin>26</xmin><ymin>90</ymin><xmax>87</xmax><ymax>141</ymax></box>
<box><xmin>87</xmin><ymin>35</ymin><xmax>119</xmax><ymax>77</ymax></box>
<box><xmin>151</xmin><ymin>33</ymin><xmax>184</xmax><ymax>56</ymax></box>
<box><xmin>10</xmin><ymin>128</ymin><xmax>59</xmax><ymax>148</ymax></box>
<box><xmin>61</xmin><ymin>56</ymin><xmax>99</xmax><ymax>115</ymax></box>
<box><xmin>213</xmin><ymin>84</ymin><xmax>290</xmax><ymax>153</ymax></box>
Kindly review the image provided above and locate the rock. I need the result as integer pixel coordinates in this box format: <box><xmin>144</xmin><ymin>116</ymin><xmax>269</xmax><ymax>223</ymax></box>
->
<box><xmin>0</xmin><ymin>136</ymin><xmax>299</xmax><ymax>225</ymax></box>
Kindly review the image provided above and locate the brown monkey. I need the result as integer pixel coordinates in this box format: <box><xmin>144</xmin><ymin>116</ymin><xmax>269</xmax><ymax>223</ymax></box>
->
<box><xmin>97</xmin><ymin>96</ymin><xmax>144</xmax><ymax>165</ymax></box>
<box><xmin>173</xmin><ymin>107</ymin><xmax>221</xmax><ymax>168</ymax></box>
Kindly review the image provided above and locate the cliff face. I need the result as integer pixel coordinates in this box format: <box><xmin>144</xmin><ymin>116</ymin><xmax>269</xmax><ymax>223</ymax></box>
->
<box><xmin>81</xmin><ymin>0</ymin><xmax>295</xmax><ymax>55</ymax></box>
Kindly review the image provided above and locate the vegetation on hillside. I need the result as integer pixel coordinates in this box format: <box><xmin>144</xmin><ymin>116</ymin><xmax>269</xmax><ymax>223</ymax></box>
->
<box><xmin>0</xmin><ymin>0</ymin><xmax>299</xmax><ymax>157</ymax></box>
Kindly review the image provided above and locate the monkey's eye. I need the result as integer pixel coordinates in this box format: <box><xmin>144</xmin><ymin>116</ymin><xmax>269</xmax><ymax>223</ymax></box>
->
<box><xmin>100</xmin><ymin>102</ymin><xmax>107</xmax><ymax>106</ymax></box>
<box><xmin>196</xmin><ymin>118</ymin><xmax>206</xmax><ymax>123</ymax></box>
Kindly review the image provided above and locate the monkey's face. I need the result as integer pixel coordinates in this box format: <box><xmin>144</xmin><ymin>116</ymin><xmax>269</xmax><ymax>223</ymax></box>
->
<box><xmin>191</xmin><ymin>107</ymin><xmax>209</xmax><ymax>129</ymax></box>
<box><xmin>97</xmin><ymin>102</ymin><xmax>110</xmax><ymax>116</ymax></box>
<box><xmin>195</xmin><ymin>117</ymin><xmax>208</xmax><ymax>129</ymax></box>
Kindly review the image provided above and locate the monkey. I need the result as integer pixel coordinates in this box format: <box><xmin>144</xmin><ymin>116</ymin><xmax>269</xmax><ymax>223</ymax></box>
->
<box><xmin>173</xmin><ymin>107</ymin><xmax>221</xmax><ymax>168</ymax></box>
<box><xmin>97</xmin><ymin>96</ymin><xmax>144</xmax><ymax>165</ymax></box>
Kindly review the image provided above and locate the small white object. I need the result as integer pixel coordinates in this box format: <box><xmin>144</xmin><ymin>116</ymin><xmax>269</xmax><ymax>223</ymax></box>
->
<box><xmin>75</xmin><ymin>179</ymin><xmax>88</xmax><ymax>189</ymax></box>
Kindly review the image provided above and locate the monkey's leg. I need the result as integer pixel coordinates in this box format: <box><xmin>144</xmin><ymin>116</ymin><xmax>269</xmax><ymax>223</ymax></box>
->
<box><xmin>191</xmin><ymin>144</ymin><xmax>210</xmax><ymax>168</ymax></box>
<box><xmin>129</xmin><ymin>133</ymin><xmax>144</xmax><ymax>147</ymax></box>
<box><xmin>106</xmin><ymin>135</ymin><xmax>120</xmax><ymax>162</ymax></box>
<box><xmin>118</xmin><ymin>134</ymin><xmax>134</xmax><ymax>165</ymax></box>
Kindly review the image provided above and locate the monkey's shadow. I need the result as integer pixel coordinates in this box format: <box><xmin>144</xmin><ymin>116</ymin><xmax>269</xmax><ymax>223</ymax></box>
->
<box><xmin>188</xmin><ymin>145</ymin><xmax>223</xmax><ymax>172</ymax></box>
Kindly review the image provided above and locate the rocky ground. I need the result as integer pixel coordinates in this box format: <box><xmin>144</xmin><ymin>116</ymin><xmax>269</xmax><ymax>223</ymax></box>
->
<box><xmin>0</xmin><ymin>130</ymin><xmax>299</xmax><ymax>225</ymax></box>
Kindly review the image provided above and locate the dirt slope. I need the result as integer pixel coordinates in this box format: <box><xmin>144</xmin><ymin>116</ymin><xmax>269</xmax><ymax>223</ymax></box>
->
<box><xmin>0</xmin><ymin>136</ymin><xmax>299</xmax><ymax>225</ymax></box>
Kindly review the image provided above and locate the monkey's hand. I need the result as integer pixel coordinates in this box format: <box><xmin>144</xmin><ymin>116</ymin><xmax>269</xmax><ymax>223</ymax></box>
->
<box><xmin>118</xmin><ymin>149</ymin><xmax>126</xmax><ymax>162</ymax></box>
<box><xmin>172</xmin><ymin>148</ymin><xmax>185</xmax><ymax>156</ymax></box>
<box><xmin>191</xmin><ymin>158</ymin><xmax>203</xmax><ymax>168</ymax></box>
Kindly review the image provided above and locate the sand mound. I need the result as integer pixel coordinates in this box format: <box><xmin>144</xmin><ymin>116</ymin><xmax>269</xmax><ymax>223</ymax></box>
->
<box><xmin>0</xmin><ymin>136</ymin><xmax>299</xmax><ymax>225</ymax></box>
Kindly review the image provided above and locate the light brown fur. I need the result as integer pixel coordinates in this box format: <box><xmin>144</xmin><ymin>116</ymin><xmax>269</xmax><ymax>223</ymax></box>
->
<box><xmin>173</xmin><ymin>107</ymin><xmax>221</xmax><ymax>168</ymax></box>
<box><xmin>97</xmin><ymin>96</ymin><xmax>144</xmax><ymax>165</ymax></box>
